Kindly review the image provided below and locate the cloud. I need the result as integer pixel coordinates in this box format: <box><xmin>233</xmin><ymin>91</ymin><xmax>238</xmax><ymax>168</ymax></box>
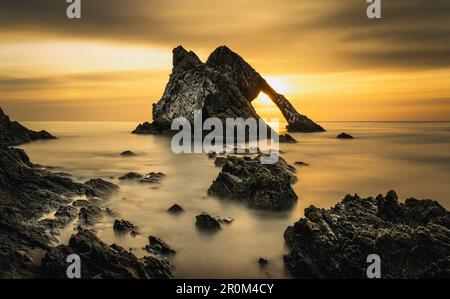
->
<box><xmin>0</xmin><ymin>0</ymin><xmax>448</xmax><ymax>70</ymax></box>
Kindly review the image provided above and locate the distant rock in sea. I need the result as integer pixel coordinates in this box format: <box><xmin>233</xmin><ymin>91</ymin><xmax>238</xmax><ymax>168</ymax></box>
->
<box><xmin>279</xmin><ymin>134</ymin><xmax>298</xmax><ymax>143</ymax></box>
<box><xmin>121</xmin><ymin>150</ymin><xmax>136</xmax><ymax>157</ymax></box>
<box><xmin>0</xmin><ymin>107</ymin><xmax>56</xmax><ymax>146</ymax></box>
<box><xmin>284</xmin><ymin>191</ymin><xmax>450</xmax><ymax>279</ymax></box>
<box><xmin>208</xmin><ymin>154</ymin><xmax>298</xmax><ymax>210</ymax></box>
<box><xmin>337</xmin><ymin>132</ymin><xmax>354</xmax><ymax>139</ymax></box>
<box><xmin>132</xmin><ymin>46</ymin><xmax>324</xmax><ymax>135</ymax></box>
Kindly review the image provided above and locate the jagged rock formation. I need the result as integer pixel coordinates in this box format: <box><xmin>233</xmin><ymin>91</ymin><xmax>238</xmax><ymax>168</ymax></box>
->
<box><xmin>0</xmin><ymin>108</ymin><xmax>55</xmax><ymax>145</ymax></box>
<box><xmin>208</xmin><ymin>155</ymin><xmax>298</xmax><ymax>210</ymax></box>
<box><xmin>284</xmin><ymin>191</ymin><xmax>450</xmax><ymax>279</ymax></box>
<box><xmin>133</xmin><ymin>46</ymin><xmax>324</xmax><ymax>135</ymax></box>
<box><xmin>41</xmin><ymin>229</ymin><xmax>173</xmax><ymax>279</ymax></box>
<box><xmin>0</xmin><ymin>109</ymin><xmax>171</xmax><ymax>279</ymax></box>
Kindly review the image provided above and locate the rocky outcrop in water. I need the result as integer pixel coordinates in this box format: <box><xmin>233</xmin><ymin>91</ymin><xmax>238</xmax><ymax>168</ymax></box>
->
<box><xmin>133</xmin><ymin>46</ymin><xmax>324</xmax><ymax>135</ymax></box>
<box><xmin>41</xmin><ymin>229</ymin><xmax>173</xmax><ymax>279</ymax></box>
<box><xmin>0</xmin><ymin>108</ymin><xmax>55</xmax><ymax>145</ymax></box>
<box><xmin>283</xmin><ymin>191</ymin><xmax>450</xmax><ymax>279</ymax></box>
<box><xmin>208</xmin><ymin>155</ymin><xmax>298</xmax><ymax>210</ymax></box>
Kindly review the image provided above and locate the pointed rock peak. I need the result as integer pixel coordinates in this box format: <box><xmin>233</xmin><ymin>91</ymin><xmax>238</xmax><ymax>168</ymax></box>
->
<box><xmin>172</xmin><ymin>45</ymin><xmax>203</xmax><ymax>73</ymax></box>
<box><xmin>206</xmin><ymin>45</ymin><xmax>246</xmax><ymax>68</ymax></box>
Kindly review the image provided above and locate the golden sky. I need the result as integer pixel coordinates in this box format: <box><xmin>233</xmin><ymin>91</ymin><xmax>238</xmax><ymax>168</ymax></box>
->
<box><xmin>0</xmin><ymin>0</ymin><xmax>449</xmax><ymax>121</ymax></box>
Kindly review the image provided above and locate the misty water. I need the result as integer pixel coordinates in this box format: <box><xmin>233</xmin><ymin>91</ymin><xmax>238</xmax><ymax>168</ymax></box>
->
<box><xmin>20</xmin><ymin>121</ymin><xmax>450</xmax><ymax>278</ymax></box>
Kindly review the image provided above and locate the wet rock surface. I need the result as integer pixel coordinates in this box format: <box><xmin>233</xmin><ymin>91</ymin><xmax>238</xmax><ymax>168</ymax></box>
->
<box><xmin>284</xmin><ymin>191</ymin><xmax>450</xmax><ymax>279</ymax></box>
<box><xmin>84</xmin><ymin>179</ymin><xmax>119</xmax><ymax>200</ymax></box>
<box><xmin>208</xmin><ymin>155</ymin><xmax>298</xmax><ymax>210</ymax></box>
<box><xmin>41</xmin><ymin>229</ymin><xmax>173</xmax><ymax>279</ymax></box>
<box><xmin>133</xmin><ymin>46</ymin><xmax>324</xmax><ymax>135</ymax></box>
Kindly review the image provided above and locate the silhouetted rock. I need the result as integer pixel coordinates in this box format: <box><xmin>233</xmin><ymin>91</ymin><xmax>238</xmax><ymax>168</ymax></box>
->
<box><xmin>133</xmin><ymin>46</ymin><xmax>324</xmax><ymax>136</ymax></box>
<box><xmin>145</xmin><ymin>236</ymin><xmax>176</xmax><ymax>255</ymax></box>
<box><xmin>167</xmin><ymin>204</ymin><xmax>185</xmax><ymax>214</ymax></box>
<box><xmin>208</xmin><ymin>155</ymin><xmax>298</xmax><ymax>210</ymax></box>
<box><xmin>284</xmin><ymin>191</ymin><xmax>450</xmax><ymax>279</ymax></box>
<box><xmin>279</xmin><ymin>134</ymin><xmax>298</xmax><ymax>143</ymax></box>
<box><xmin>113</xmin><ymin>219</ymin><xmax>138</xmax><ymax>234</ymax></box>
<box><xmin>337</xmin><ymin>132</ymin><xmax>354</xmax><ymax>139</ymax></box>
<box><xmin>41</xmin><ymin>229</ymin><xmax>173</xmax><ymax>279</ymax></box>
<box><xmin>121</xmin><ymin>151</ymin><xmax>136</xmax><ymax>157</ymax></box>
<box><xmin>295</xmin><ymin>161</ymin><xmax>309</xmax><ymax>166</ymax></box>
<box><xmin>259</xmin><ymin>258</ymin><xmax>269</xmax><ymax>266</ymax></box>
<box><xmin>0</xmin><ymin>108</ymin><xmax>56</xmax><ymax>146</ymax></box>
<box><xmin>196</xmin><ymin>213</ymin><xmax>222</xmax><ymax>231</ymax></box>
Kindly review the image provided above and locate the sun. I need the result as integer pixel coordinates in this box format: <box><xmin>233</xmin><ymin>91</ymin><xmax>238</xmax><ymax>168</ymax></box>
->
<box><xmin>255</xmin><ymin>92</ymin><xmax>273</xmax><ymax>105</ymax></box>
<box><xmin>254</xmin><ymin>76</ymin><xmax>290</xmax><ymax>106</ymax></box>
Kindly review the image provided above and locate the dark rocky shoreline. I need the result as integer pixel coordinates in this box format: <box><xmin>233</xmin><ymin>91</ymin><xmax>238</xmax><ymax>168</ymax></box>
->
<box><xmin>0</xmin><ymin>109</ymin><xmax>172</xmax><ymax>279</ymax></box>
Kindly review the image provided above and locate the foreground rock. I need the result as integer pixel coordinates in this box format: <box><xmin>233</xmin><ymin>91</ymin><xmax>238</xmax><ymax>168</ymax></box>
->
<box><xmin>337</xmin><ymin>132</ymin><xmax>354</xmax><ymax>139</ymax></box>
<box><xmin>132</xmin><ymin>46</ymin><xmax>324</xmax><ymax>135</ymax></box>
<box><xmin>84</xmin><ymin>179</ymin><xmax>119</xmax><ymax>200</ymax></box>
<box><xmin>284</xmin><ymin>191</ymin><xmax>450</xmax><ymax>279</ymax></box>
<box><xmin>196</xmin><ymin>213</ymin><xmax>222</xmax><ymax>231</ymax></box>
<box><xmin>41</xmin><ymin>229</ymin><xmax>172</xmax><ymax>279</ymax></box>
<box><xmin>208</xmin><ymin>155</ymin><xmax>298</xmax><ymax>210</ymax></box>
<box><xmin>0</xmin><ymin>108</ymin><xmax>56</xmax><ymax>145</ymax></box>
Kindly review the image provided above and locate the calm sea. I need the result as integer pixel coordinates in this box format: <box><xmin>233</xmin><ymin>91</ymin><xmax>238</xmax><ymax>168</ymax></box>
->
<box><xmin>20</xmin><ymin>121</ymin><xmax>450</xmax><ymax>278</ymax></box>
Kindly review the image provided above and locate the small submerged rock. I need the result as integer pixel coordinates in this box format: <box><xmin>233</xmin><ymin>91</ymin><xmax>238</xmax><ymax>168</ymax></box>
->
<box><xmin>167</xmin><ymin>204</ymin><xmax>185</xmax><ymax>214</ymax></box>
<box><xmin>337</xmin><ymin>132</ymin><xmax>354</xmax><ymax>139</ymax></box>
<box><xmin>295</xmin><ymin>161</ymin><xmax>309</xmax><ymax>166</ymax></box>
<box><xmin>259</xmin><ymin>258</ymin><xmax>269</xmax><ymax>266</ymax></box>
<box><xmin>113</xmin><ymin>219</ymin><xmax>138</xmax><ymax>235</ymax></box>
<box><xmin>145</xmin><ymin>236</ymin><xmax>176</xmax><ymax>255</ymax></box>
<box><xmin>119</xmin><ymin>172</ymin><xmax>165</xmax><ymax>184</ymax></box>
<box><xmin>119</xmin><ymin>172</ymin><xmax>143</xmax><ymax>181</ymax></box>
<box><xmin>215</xmin><ymin>216</ymin><xmax>234</xmax><ymax>224</ymax></box>
<box><xmin>120</xmin><ymin>150</ymin><xmax>136</xmax><ymax>157</ymax></box>
<box><xmin>141</xmin><ymin>172</ymin><xmax>166</xmax><ymax>184</ymax></box>
<box><xmin>196</xmin><ymin>213</ymin><xmax>222</xmax><ymax>231</ymax></box>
